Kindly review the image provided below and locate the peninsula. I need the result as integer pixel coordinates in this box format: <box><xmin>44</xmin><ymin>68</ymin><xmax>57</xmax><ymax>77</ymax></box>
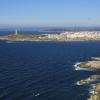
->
<box><xmin>1</xmin><ymin>31</ymin><xmax>100</xmax><ymax>42</ymax></box>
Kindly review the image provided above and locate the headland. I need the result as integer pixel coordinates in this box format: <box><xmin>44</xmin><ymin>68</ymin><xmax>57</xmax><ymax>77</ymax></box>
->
<box><xmin>1</xmin><ymin>31</ymin><xmax>100</xmax><ymax>42</ymax></box>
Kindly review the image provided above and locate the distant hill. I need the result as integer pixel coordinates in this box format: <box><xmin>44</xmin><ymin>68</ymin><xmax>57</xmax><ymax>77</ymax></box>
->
<box><xmin>0</xmin><ymin>26</ymin><xmax>100</xmax><ymax>32</ymax></box>
<box><xmin>41</xmin><ymin>27</ymin><xmax>100</xmax><ymax>32</ymax></box>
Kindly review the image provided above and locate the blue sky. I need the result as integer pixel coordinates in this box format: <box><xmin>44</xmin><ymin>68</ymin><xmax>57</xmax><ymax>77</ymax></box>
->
<box><xmin>0</xmin><ymin>0</ymin><xmax>100</xmax><ymax>26</ymax></box>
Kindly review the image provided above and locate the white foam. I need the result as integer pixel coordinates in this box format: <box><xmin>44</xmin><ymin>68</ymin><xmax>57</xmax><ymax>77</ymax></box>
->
<box><xmin>74</xmin><ymin>62</ymin><xmax>82</xmax><ymax>70</ymax></box>
<box><xmin>91</xmin><ymin>57</ymin><xmax>100</xmax><ymax>61</ymax></box>
<box><xmin>75</xmin><ymin>66</ymin><xmax>91</xmax><ymax>71</ymax></box>
<box><xmin>33</xmin><ymin>93</ymin><xmax>40</xmax><ymax>97</ymax></box>
<box><xmin>35</xmin><ymin>93</ymin><xmax>40</xmax><ymax>96</ymax></box>
<box><xmin>89</xmin><ymin>90</ymin><xmax>98</xmax><ymax>95</ymax></box>
<box><xmin>74</xmin><ymin>62</ymin><xmax>93</xmax><ymax>71</ymax></box>
<box><xmin>74</xmin><ymin>62</ymin><xmax>81</xmax><ymax>67</ymax></box>
<box><xmin>91</xmin><ymin>84</ymin><xmax>96</xmax><ymax>88</ymax></box>
<box><xmin>90</xmin><ymin>90</ymin><xmax>95</xmax><ymax>94</ymax></box>
<box><xmin>76</xmin><ymin>81</ymin><xmax>81</xmax><ymax>85</ymax></box>
<box><xmin>77</xmin><ymin>67</ymin><xmax>93</xmax><ymax>71</ymax></box>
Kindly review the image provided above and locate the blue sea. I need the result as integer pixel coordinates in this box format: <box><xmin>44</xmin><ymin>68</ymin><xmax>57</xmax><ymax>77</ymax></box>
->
<box><xmin>0</xmin><ymin>30</ymin><xmax>100</xmax><ymax>100</ymax></box>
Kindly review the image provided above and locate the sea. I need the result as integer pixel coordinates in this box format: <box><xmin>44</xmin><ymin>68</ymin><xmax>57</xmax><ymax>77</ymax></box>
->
<box><xmin>0</xmin><ymin>29</ymin><xmax>100</xmax><ymax>100</ymax></box>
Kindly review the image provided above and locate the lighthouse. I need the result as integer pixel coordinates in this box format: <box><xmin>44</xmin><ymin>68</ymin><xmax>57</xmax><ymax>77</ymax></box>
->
<box><xmin>15</xmin><ymin>29</ymin><xmax>18</xmax><ymax>35</ymax></box>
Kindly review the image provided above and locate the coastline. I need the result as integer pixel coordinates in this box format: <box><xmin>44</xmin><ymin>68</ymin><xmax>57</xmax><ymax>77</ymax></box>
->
<box><xmin>75</xmin><ymin>57</ymin><xmax>100</xmax><ymax>100</ymax></box>
<box><xmin>1</xmin><ymin>33</ymin><xmax>100</xmax><ymax>42</ymax></box>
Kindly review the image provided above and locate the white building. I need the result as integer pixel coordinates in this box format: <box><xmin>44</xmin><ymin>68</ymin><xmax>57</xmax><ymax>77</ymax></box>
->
<box><xmin>61</xmin><ymin>31</ymin><xmax>100</xmax><ymax>39</ymax></box>
<box><xmin>47</xmin><ymin>34</ymin><xmax>60</xmax><ymax>39</ymax></box>
<box><xmin>47</xmin><ymin>31</ymin><xmax>100</xmax><ymax>40</ymax></box>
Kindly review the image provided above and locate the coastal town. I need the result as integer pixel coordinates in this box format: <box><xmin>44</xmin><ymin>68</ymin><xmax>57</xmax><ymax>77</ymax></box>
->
<box><xmin>47</xmin><ymin>31</ymin><xmax>100</xmax><ymax>40</ymax></box>
<box><xmin>1</xmin><ymin>31</ymin><xmax>100</xmax><ymax>42</ymax></box>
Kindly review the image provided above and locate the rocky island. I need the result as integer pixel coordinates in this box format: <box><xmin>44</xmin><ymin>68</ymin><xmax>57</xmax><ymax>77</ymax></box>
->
<box><xmin>1</xmin><ymin>31</ymin><xmax>100</xmax><ymax>42</ymax></box>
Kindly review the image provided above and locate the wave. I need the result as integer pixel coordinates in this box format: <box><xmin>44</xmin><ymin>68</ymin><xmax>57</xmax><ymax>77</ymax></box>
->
<box><xmin>91</xmin><ymin>57</ymin><xmax>100</xmax><ymax>61</ymax></box>
<box><xmin>76</xmin><ymin>81</ymin><xmax>82</xmax><ymax>85</ymax></box>
<box><xmin>33</xmin><ymin>93</ymin><xmax>40</xmax><ymax>97</ymax></box>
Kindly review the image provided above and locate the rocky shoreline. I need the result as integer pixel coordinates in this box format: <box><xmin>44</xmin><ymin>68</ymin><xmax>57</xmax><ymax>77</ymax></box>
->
<box><xmin>76</xmin><ymin>61</ymin><xmax>100</xmax><ymax>70</ymax></box>
<box><xmin>75</xmin><ymin>58</ymin><xmax>100</xmax><ymax>100</ymax></box>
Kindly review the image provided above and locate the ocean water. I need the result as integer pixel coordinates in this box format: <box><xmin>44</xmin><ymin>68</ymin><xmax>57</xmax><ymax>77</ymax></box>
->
<box><xmin>0</xmin><ymin>31</ymin><xmax>100</xmax><ymax>100</ymax></box>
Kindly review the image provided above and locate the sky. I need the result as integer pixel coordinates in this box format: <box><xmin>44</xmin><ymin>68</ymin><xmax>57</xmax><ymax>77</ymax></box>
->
<box><xmin>0</xmin><ymin>0</ymin><xmax>100</xmax><ymax>27</ymax></box>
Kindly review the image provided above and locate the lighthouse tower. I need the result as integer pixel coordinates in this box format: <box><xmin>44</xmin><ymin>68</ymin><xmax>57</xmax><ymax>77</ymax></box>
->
<box><xmin>15</xmin><ymin>29</ymin><xmax>18</xmax><ymax>35</ymax></box>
